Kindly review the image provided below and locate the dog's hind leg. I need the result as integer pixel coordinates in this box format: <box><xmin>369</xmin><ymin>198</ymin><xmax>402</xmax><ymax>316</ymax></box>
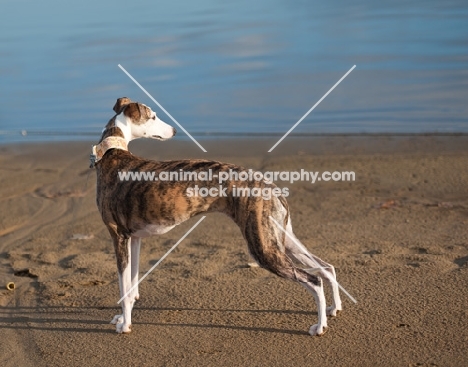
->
<box><xmin>131</xmin><ymin>237</ymin><xmax>141</xmax><ymax>301</ymax></box>
<box><xmin>242</xmin><ymin>209</ymin><xmax>328</xmax><ymax>336</ymax></box>
<box><xmin>284</xmin><ymin>217</ymin><xmax>342</xmax><ymax>317</ymax></box>
<box><xmin>300</xmin><ymin>279</ymin><xmax>328</xmax><ymax>336</ymax></box>
<box><xmin>265</xmin><ymin>260</ymin><xmax>328</xmax><ymax>336</ymax></box>
<box><xmin>306</xmin><ymin>253</ymin><xmax>341</xmax><ymax>316</ymax></box>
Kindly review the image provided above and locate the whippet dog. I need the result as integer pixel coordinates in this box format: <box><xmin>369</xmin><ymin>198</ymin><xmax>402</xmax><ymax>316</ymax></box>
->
<box><xmin>92</xmin><ymin>97</ymin><xmax>342</xmax><ymax>336</ymax></box>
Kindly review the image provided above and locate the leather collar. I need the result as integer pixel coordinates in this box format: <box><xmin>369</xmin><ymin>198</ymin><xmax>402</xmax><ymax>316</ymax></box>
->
<box><xmin>90</xmin><ymin>136</ymin><xmax>128</xmax><ymax>168</ymax></box>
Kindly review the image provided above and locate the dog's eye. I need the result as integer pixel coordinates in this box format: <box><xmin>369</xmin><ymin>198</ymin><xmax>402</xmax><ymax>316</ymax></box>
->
<box><xmin>151</xmin><ymin>115</ymin><xmax>156</xmax><ymax>120</ymax></box>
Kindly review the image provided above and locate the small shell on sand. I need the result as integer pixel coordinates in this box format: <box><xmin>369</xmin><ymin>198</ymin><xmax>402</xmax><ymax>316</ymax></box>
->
<box><xmin>71</xmin><ymin>234</ymin><xmax>94</xmax><ymax>240</ymax></box>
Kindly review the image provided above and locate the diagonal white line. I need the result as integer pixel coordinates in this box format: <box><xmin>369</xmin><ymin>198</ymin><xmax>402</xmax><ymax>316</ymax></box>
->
<box><xmin>269</xmin><ymin>216</ymin><xmax>357</xmax><ymax>304</ymax></box>
<box><xmin>118</xmin><ymin>64</ymin><xmax>207</xmax><ymax>152</ymax></box>
<box><xmin>117</xmin><ymin>216</ymin><xmax>206</xmax><ymax>304</ymax></box>
<box><xmin>268</xmin><ymin>65</ymin><xmax>356</xmax><ymax>152</ymax></box>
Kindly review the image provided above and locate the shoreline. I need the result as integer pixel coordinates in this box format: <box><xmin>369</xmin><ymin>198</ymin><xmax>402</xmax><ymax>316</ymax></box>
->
<box><xmin>2</xmin><ymin>134</ymin><xmax>468</xmax><ymax>155</ymax></box>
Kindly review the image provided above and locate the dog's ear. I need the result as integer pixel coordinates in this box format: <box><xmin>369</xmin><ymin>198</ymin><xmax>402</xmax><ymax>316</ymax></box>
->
<box><xmin>113</xmin><ymin>97</ymin><xmax>133</xmax><ymax>114</ymax></box>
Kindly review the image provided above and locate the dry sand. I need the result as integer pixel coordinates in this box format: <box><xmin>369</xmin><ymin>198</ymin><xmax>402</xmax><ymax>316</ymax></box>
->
<box><xmin>0</xmin><ymin>136</ymin><xmax>467</xmax><ymax>367</ymax></box>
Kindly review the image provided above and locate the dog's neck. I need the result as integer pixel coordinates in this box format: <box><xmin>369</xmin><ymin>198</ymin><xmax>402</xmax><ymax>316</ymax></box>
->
<box><xmin>91</xmin><ymin>125</ymin><xmax>129</xmax><ymax>168</ymax></box>
<box><xmin>99</xmin><ymin>113</ymin><xmax>135</xmax><ymax>144</ymax></box>
<box><xmin>113</xmin><ymin>113</ymin><xmax>133</xmax><ymax>144</ymax></box>
<box><xmin>100</xmin><ymin>125</ymin><xmax>127</xmax><ymax>143</ymax></box>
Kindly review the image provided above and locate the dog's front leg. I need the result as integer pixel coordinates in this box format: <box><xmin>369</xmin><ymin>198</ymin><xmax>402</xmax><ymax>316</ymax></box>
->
<box><xmin>117</xmin><ymin>258</ymin><xmax>133</xmax><ymax>333</ymax></box>
<box><xmin>130</xmin><ymin>237</ymin><xmax>141</xmax><ymax>301</ymax></box>
<box><xmin>110</xmin><ymin>237</ymin><xmax>134</xmax><ymax>333</ymax></box>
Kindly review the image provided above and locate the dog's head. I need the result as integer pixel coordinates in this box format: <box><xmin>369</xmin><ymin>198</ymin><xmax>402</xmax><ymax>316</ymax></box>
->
<box><xmin>111</xmin><ymin>97</ymin><xmax>176</xmax><ymax>142</ymax></box>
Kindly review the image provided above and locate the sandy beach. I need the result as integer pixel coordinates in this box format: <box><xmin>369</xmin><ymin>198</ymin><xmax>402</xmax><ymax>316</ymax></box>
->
<box><xmin>0</xmin><ymin>136</ymin><xmax>467</xmax><ymax>367</ymax></box>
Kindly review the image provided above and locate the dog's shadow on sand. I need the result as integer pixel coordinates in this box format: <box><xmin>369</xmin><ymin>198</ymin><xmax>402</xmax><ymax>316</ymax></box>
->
<box><xmin>0</xmin><ymin>306</ymin><xmax>314</xmax><ymax>336</ymax></box>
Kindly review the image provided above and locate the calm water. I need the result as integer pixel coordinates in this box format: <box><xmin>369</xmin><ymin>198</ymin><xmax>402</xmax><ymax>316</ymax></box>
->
<box><xmin>1</xmin><ymin>0</ymin><xmax>468</xmax><ymax>143</ymax></box>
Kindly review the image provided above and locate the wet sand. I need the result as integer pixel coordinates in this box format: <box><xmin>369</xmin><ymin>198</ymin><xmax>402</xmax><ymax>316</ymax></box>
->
<box><xmin>0</xmin><ymin>136</ymin><xmax>467</xmax><ymax>367</ymax></box>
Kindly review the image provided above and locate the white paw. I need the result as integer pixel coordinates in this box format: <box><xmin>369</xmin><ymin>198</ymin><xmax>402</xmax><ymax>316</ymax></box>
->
<box><xmin>110</xmin><ymin>315</ymin><xmax>123</xmax><ymax>325</ymax></box>
<box><xmin>326</xmin><ymin>305</ymin><xmax>342</xmax><ymax>317</ymax></box>
<box><xmin>116</xmin><ymin>322</ymin><xmax>131</xmax><ymax>334</ymax></box>
<box><xmin>309</xmin><ymin>324</ymin><xmax>328</xmax><ymax>336</ymax></box>
<box><xmin>134</xmin><ymin>293</ymin><xmax>140</xmax><ymax>301</ymax></box>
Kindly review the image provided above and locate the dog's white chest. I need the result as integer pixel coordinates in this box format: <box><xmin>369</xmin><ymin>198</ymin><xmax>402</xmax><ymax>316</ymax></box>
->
<box><xmin>133</xmin><ymin>224</ymin><xmax>176</xmax><ymax>238</ymax></box>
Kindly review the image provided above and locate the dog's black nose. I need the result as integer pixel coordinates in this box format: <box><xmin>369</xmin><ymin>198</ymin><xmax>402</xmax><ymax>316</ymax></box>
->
<box><xmin>172</xmin><ymin>127</ymin><xmax>177</xmax><ymax>136</ymax></box>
